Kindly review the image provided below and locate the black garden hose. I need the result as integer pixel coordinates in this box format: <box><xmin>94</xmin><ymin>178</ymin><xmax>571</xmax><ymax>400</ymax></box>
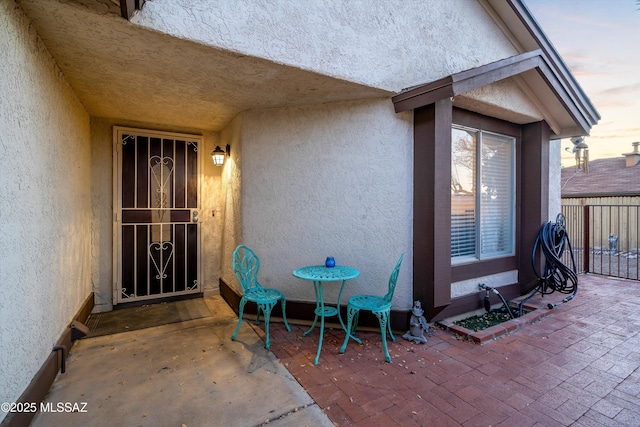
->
<box><xmin>520</xmin><ymin>213</ymin><xmax>578</xmax><ymax>314</ymax></box>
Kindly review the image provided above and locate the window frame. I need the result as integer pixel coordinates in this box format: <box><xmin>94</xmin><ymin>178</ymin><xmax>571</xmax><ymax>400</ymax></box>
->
<box><xmin>451</xmin><ymin>125</ymin><xmax>516</xmax><ymax>264</ymax></box>
<box><xmin>450</xmin><ymin>109</ymin><xmax>520</xmax><ymax>282</ymax></box>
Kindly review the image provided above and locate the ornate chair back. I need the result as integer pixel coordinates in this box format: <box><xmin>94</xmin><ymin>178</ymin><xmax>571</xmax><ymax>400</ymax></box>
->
<box><xmin>382</xmin><ymin>253</ymin><xmax>404</xmax><ymax>306</ymax></box>
<box><xmin>232</xmin><ymin>245</ymin><xmax>262</xmax><ymax>294</ymax></box>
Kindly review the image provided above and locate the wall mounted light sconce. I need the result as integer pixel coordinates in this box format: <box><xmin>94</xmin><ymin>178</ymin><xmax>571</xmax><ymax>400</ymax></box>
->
<box><xmin>211</xmin><ymin>144</ymin><xmax>231</xmax><ymax>166</ymax></box>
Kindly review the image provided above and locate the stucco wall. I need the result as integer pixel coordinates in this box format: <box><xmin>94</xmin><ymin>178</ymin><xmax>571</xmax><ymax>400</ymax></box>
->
<box><xmin>135</xmin><ymin>0</ymin><xmax>518</xmax><ymax>92</ymax></box>
<box><xmin>456</xmin><ymin>79</ymin><xmax>544</xmax><ymax>125</ymax></box>
<box><xmin>90</xmin><ymin>118</ymin><xmax>223</xmax><ymax>312</ymax></box>
<box><xmin>218</xmin><ymin>116</ymin><xmax>244</xmax><ymax>287</ymax></box>
<box><xmin>0</xmin><ymin>2</ymin><xmax>91</xmax><ymax>416</ymax></box>
<box><xmin>549</xmin><ymin>139</ymin><xmax>562</xmax><ymax>220</ymax></box>
<box><xmin>233</xmin><ymin>99</ymin><xmax>415</xmax><ymax>310</ymax></box>
<box><xmin>451</xmin><ymin>271</ymin><xmax>519</xmax><ymax>299</ymax></box>
<box><xmin>134</xmin><ymin>0</ymin><xmax>565</xmax><ymax>312</ymax></box>
<box><xmin>217</xmin><ymin>96</ymin><xmax>555</xmax><ymax>307</ymax></box>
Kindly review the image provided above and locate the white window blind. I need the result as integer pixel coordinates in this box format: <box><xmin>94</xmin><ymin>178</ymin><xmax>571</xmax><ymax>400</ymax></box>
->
<box><xmin>451</xmin><ymin>127</ymin><xmax>515</xmax><ymax>262</ymax></box>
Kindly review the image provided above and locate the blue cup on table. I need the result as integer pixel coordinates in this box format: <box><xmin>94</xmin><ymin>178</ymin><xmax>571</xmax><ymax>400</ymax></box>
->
<box><xmin>325</xmin><ymin>257</ymin><xmax>336</xmax><ymax>268</ymax></box>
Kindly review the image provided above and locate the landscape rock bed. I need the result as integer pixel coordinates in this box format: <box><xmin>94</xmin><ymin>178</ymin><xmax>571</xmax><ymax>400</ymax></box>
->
<box><xmin>437</xmin><ymin>303</ymin><xmax>552</xmax><ymax>344</ymax></box>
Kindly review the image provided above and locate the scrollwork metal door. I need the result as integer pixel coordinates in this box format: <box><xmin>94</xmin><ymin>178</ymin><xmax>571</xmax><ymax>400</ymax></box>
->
<box><xmin>113</xmin><ymin>127</ymin><xmax>201</xmax><ymax>304</ymax></box>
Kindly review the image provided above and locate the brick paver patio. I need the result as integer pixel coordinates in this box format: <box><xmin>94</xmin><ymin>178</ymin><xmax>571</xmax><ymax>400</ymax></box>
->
<box><xmin>264</xmin><ymin>274</ymin><xmax>640</xmax><ymax>426</ymax></box>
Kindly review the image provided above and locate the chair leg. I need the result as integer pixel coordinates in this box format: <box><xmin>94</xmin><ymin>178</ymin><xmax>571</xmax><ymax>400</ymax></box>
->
<box><xmin>349</xmin><ymin>308</ymin><xmax>362</xmax><ymax>344</ymax></box>
<box><xmin>388</xmin><ymin>315</ymin><xmax>396</xmax><ymax>342</ymax></box>
<box><xmin>351</xmin><ymin>310</ymin><xmax>359</xmax><ymax>335</ymax></box>
<box><xmin>281</xmin><ymin>298</ymin><xmax>291</xmax><ymax>332</ymax></box>
<box><xmin>339</xmin><ymin>305</ymin><xmax>359</xmax><ymax>354</ymax></box>
<box><xmin>231</xmin><ymin>297</ymin><xmax>247</xmax><ymax>341</ymax></box>
<box><xmin>375</xmin><ymin>310</ymin><xmax>392</xmax><ymax>363</ymax></box>
<box><xmin>259</xmin><ymin>301</ymin><xmax>277</xmax><ymax>349</ymax></box>
<box><xmin>255</xmin><ymin>305</ymin><xmax>262</xmax><ymax>325</ymax></box>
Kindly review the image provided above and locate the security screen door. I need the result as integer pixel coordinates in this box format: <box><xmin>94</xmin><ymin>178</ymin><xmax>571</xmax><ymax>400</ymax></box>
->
<box><xmin>114</xmin><ymin>127</ymin><xmax>201</xmax><ymax>304</ymax></box>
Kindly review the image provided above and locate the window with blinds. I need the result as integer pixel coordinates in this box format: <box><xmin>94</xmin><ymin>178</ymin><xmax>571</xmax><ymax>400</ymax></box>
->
<box><xmin>451</xmin><ymin>126</ymin><xmax>515</xmax><ymax>262</ymax></box>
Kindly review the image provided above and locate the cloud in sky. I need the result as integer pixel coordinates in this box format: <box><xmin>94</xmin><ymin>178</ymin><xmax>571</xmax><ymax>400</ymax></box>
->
<box><xmin>600</xmin><ymin>83</ymin><xmax>640</xmax><ymax>97</ymax></box>
<box><xmin>525</xmin><ymin>0</ymin><xmax>640</xmax><ymax>165</ymax></box>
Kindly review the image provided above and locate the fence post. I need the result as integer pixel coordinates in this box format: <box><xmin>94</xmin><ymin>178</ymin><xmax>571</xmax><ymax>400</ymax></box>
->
<box><xmin>583</xmin><ymin>205</ymin><xmax>590</xmax><ymax>273</ymax></box>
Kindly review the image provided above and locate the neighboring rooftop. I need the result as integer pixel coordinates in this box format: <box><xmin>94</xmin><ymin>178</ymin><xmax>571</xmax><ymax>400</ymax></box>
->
<box><xmin>561</xmin><ymin>144</ymin><xmax>640</xmax><ymax>197</ymax></box>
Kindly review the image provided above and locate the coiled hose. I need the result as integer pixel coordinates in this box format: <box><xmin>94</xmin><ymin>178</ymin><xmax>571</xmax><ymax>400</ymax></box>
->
<box><xmin>519</xmin><ymin>213</ymin><xmax>578</xmax><ymax>314</ymax></box>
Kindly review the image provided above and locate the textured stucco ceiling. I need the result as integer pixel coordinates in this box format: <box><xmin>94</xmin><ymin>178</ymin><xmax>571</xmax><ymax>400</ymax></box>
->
<box><xmin>17</xmin><ymin>0</ymin><xmax>389</xmax><ymax>131</ymax></box>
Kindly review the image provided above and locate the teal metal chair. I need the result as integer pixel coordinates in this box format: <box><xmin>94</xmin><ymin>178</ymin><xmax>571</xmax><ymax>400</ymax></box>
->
<box><xmin>339</xmin><ymin>254</ymin><xmax>404</xmax><ymax>362</ymax></box>
<box><xmin>231</xmin><ymin>245</ymin><xmax>291</xmax><ymax>348</ymax></box>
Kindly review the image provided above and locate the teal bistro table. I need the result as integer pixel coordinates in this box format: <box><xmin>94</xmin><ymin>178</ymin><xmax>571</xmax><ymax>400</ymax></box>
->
<box><xmin>292</xmin><ymin>265</ymin><xmax>360</xmax><ymax>365</ymax></box>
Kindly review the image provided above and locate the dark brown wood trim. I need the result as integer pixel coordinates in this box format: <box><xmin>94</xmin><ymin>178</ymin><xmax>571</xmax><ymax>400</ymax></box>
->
<box><xmin>413</xmin><ymin>99</ymin><xmax>453</xmax><ymax>321</ymax></box>
<box><xmin>412</xmin><ymin>106</ymin><xmax>530</xmax><ymax>320</ymax></box>
<box><xmin>413</xmin><ymin>105</ymin><xmax>436</xmax><ymax>310</ymax></box>
<box><xmin>452</xmin><ymin>256</ymin><xmax>518</xmax><ymax>282</ymax></box>
<box><xmin>452</xmin><ymin>108</ymin><xmax>520</xmax><ymax>136</ymax></box>
<box><xmin>393</xmin><ymin>50</ymin><xmax>542</xmax><ymax>113</ymax></box>
<box><xmin>219</xmin><ymin>278</ymin><xmax>241</xmax><ymax>314</ymax></box>
<box><xmin>0</xmin><ymin>347</ymin><xmax>65</xmax><ymax>427</ymax></box>
<box><xmin>120</xmin><ymin>0</ymin><xmax>146</xmax><ymax>20</ymax></box>
<box><xmin>74</xmin><ymin>292</ymin><xmax>95</xmax><ymax>325</ymax></box>
<box><xmin>219</xmin><ymin>279</ymin><xmax>411</xmax><ymax>332</ymax></box>
<box><xmin>450</xmin><ymin>108</ymin><xmax>522</xmax><ymax>286</ymax></box>
<box><xmin>519</xmin><ymin>121</ymin><xmax>551</xmax><ymax>293</ymax></box>
<box><xmin>70</xmin><ymin>292</ymin><xmax>94</xmax><ymax>341</ymax></box>
<box><xmin>0</xmin><ymin>293</ymin><xmax>94</xmax><ymax>427</ymax></box>
<box><xmin>393</xmin><ymin>78</ymin><xmax>454</xmax><ymax>112</ymax></box>
<box><xmin>454</xmin><ymin>54</ymin><xmax>541</xmax><ymax>97</ymax></box>
<box><xmin>392</xmin><ymin>42</ymin><xmax>597</xmax><ymax>138</ymax></box>
<box><xmin>433</xmin><ymin>100</ymin><xmax>454</xmax><ymax>308</ymax></box>
<box><xmin>120</xmin><ymin>0</ymin><xmax>135</xmax><ymax>19</ymax></box>
<box><xmin>452</xmin><ymin>50</ymin><xmax>540</xmax><ymax>83</ymax></box>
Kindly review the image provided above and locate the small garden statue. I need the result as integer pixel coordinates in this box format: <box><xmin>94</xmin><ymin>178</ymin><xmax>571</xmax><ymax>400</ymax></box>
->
<box><xmin>402</xmin><ymin>300</ymin><xmax>431</xmax><ymax>344</ymax></box>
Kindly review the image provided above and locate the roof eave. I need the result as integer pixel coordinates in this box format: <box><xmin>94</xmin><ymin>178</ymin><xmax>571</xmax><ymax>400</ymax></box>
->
<box><xmin>393</xmin><ymin>0</ymin><xmax>600</xmax><ymax>139</ymax></box>
<box><xmin>392</xmin><ymin>50</ymin><xmax>541</xmax><ymax>112</ymax></box>
<box><xmin>392</xmin><ymin>49</ymin><xmax>594</xmax><ymax>137</ymax></box>
<box><xmin>504</xmin><ymin>0</ymin><xmax>600</xmax><ymax>127</ymax></box>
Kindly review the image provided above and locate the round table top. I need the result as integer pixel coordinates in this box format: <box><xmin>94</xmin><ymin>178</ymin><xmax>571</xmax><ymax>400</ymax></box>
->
<box><xmin>292</xmin><ymin>265</ymin><xmax>360</xmax><ymax>282</ymax></box>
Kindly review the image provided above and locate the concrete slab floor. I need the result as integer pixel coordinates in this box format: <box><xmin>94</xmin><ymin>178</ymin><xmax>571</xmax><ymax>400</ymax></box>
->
<box><xmin>30</xmin><ymin>296</ymin><xmax>333</xmax><ymax>427</ymax></box>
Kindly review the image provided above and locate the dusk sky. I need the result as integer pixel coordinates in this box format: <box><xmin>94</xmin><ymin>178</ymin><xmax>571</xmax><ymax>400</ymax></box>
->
<box><xmin>524</xmin><ymin>0</ymin><xmax>640</xmax><ymax>167</ymax></box>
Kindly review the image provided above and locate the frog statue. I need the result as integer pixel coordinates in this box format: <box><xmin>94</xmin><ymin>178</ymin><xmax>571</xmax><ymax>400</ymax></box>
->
<box><xmin>402</xmin><ymin>300</ymin><xmax>431</xmax><ymax>344</ymax></box>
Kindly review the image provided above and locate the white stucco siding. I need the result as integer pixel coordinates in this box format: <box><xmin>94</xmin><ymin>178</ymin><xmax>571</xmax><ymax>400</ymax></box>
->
<box><xmin>134</xmin><ymin>0</ymin><xmax>519</xmax><ymax>92</ymax></box>
<box><xmin>0</xmin><ymin>2</ymin><xmax>91</xmax><ymax>416</ymax></box>
<box><xmin>456</xmin><ymin>79</ymin><xmax>545</xmax><ymax>125</ymax></box>
<box><xmin>549</xmin><ymin>139</ymin><xmax>562</xmax><ymax>220</ymax></box>
<box><xmin>238</xmin><ymin>99</ymin><xmax>414</xmax><ymax>310</ymax></box>
<box><xmin>219</xmin><ymin>116</ymin><xmax>244</xmax><ymax>288</ymax></box>
<box><xmin>451</xmin><ymin>271</ymin><xmax>519</xmax><ymax>299</ymax></box>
